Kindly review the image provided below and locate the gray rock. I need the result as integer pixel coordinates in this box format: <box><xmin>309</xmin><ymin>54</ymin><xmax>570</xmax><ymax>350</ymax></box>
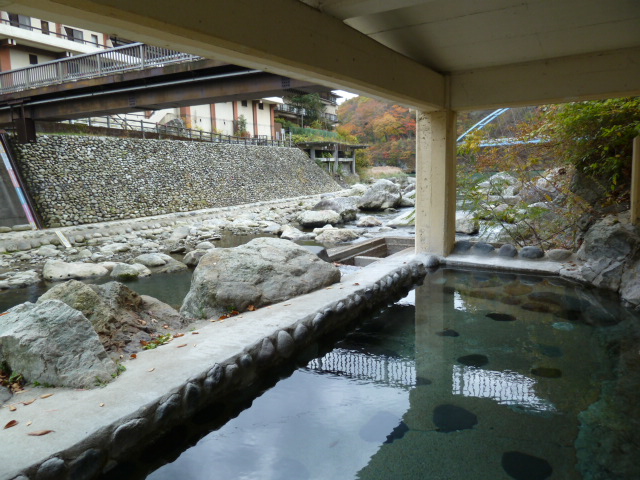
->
<box><xmin>180</xmin><ymin>237</ymin><xmax>340</xmax><ymax>319</ymax></box>
<box><xmin>183</xmin><ymin>249</ymin><xmax>209</xmax><ymax>267</ymax></box>
<box><xmin>195</xmin><ymin>241</ymin><xmax>215</xmax><ymax>250</ymax></box>
<box><xmin>312</xmin><ymin>197</ymin><xmax>358</xmax><ymax>222</ymax></box>
<box><xmin>43</xmin><ymin>260</ymin><xmax>109</xmax><ymax>281</ymax></box>
<box><xmin>37</xmin><ymin>245</ymin><xmax>59</xmax><ymax>257</ymax></box>
<box><xmin>0</xmin><ymin>385</ymin><xmax>10</xmax><ymax>404</ymax></box>
<box><xmin>99</xmin><ymin>243</ymin><xmax>131</xmax><ymax>255</ymax></box>
<box><xmin>134</xmin><ymin>253</ymin><xmax>170</xmax><ymax>267</ymax></box>
<box><xmin>298</xmin><ymin>209</ymin><xmax>342</xmax><ymax>228</ymax></box>
<box><xmin>358</xmin><ymin>179</ymin><xmax>402</xmax><ymax>210</ymax></box>
<box><xmin>110</xmin><ymin>262</ymin><xmax>151</xmax><ymax>280</ymax></box>
<box><xmin>5</xmin><ymin>270</ymin><xmax>40</xmax><ymax>288</ymax></box>
<box><xmin>38</xmin><ymin>280</ymin><xmax>185</xmax><ymax>355</ymax></box>
<box><xmin>276</xmin><ymin>330</ymin><xmax>295</xmax><ymax>358</ymax></box>
<box><xmin>153</xmin><ymin>258</ymin><xmax>189</xmax><ymax>274</ymax></box>
<box><xmin>0</xmin><ymin>300</ymin><xmax>117</xmax><ymax>387</ymax></box>
<box><xmin>357</xmin><ymin>216</ymin><xmax>382</xmax><ymax>227</ymax></box>
<box><xmin>456</xmin><ymin>212</ymin><xmax>479</xmax><ymax>234</ymax></box>
<box><xmin>498</xmin><ymin>244</ymin><xmax>518</xmax><ymax>258</ymax></box>
<box><xmin>520</xmin><ymin>246</ymin><xmax>544</xmax><ymax>259</ymax></box>
<box><xmin>471</xmin><ymin>242</ymin><xmax>495</xmax><ymax>255</ymax></box>
<box><xmin>547</xmin><ymin>249</ymin><xmax>573</xmax><ymax>261</ymax></box>
<box><xmin>280</xmin><ymin>225</ymin><xmax>312</xmax><ymax>241</ymax></box>
<box><xmin>315</xmin><ymin>228</ymin><xmax>361</xmax><ymax>245</ymax></box>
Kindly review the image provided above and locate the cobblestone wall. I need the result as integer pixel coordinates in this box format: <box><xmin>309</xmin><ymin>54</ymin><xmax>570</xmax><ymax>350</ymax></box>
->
<box><xmin>13</xmin><ymin>135</ymin><xmax>341</xmax><ymax>227</ymax></box>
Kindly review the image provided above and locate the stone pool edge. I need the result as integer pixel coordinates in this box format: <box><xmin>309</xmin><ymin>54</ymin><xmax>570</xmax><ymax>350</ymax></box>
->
<box><xmin>1</xmin><ymin>253</ymin><xmax>429</xmax><ymax>480</ymax></box>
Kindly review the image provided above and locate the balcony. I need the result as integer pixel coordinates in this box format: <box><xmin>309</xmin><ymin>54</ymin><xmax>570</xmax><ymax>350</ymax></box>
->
<box><xmin>0</xmin><ymin>15</ymin><xmax>105</xmax><ymax>55</ymax></box>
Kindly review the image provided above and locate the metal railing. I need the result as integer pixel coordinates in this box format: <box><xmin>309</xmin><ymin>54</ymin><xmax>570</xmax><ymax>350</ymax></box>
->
<box><xmin>0</xmin><ymin>42</ymin><xmax>202</xmax><ymax>94</ymax></box>
<box><xmin>275</xmin><ymin>103</ymin><xmax>338</xmax><ymax>123</ymax></box>
<box><xmin>58</xmin><ymin>115</ymin><xmax>290</xmax><ymax>147</ymax></box>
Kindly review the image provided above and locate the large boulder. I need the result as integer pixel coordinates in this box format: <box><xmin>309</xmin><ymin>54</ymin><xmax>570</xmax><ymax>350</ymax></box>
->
<box><xmin>180</xmin><ymin>237</ymin><xmax>340</xmax><ymax>319</ymax></box>
<box><xmin>358</xmin><ymin>179</ymin><xmax>403</xmax><ymax>210</ymax></box>
<box><xmin>566</xmin><ymin>212</ymin><xmax>640</xmax><ymax>308</ymax></box>
<box><xmin>312</xmin><ymin>197</ymin><xmax>359</xmax><ymax>222</ymax></box>
<box><xmin>43</xmin><ymin>260</ymin><xmax>109</xmax><ymax>282</ymax></box>
<box><xmin>315</xmin><ymin>227</ymin><xmax>361</xmax><ymax>245</ymax></box>
<box><xmin>298</xmin><ymin>209</ymin><xmax>342</xmax><ymax>228</ymax></box>
<box><xmin>0</xmin><ymin>300</ymin><xmax>117</xmax><ymax>387</ymax></box>
<box><xmin>38</xmin><ymin>280</ymin><xmax>186</xmax><ymax>356</ymax></box>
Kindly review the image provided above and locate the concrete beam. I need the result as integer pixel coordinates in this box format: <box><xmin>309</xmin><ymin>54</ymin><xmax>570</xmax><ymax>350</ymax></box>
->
<box><xmin>415</xmin><ymin>109</ymin><xmax>457</xmax><ymax>256</ymax></box>
<box><xmin>0</xmin><ymin>73</ymin><xmax>319</xmax><ymax>123</ymax></box>
<box><xmin>0</xmin><ymin>0</ymin><xmax>446</xmax><ymax>111</ymax></box>
<box><xmin>451</xmin><ymin>47</ymin><xmax>640</xmax><ymax>111</ymax></box>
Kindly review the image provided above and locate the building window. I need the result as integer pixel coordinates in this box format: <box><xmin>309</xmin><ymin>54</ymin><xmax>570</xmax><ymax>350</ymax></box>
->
<box><xmin>64</xmin><ymin>26</ymin><xmax>84</xmax><ymax>43</ymax></box>
<box><xmin>258</xmin><ymin>102</ymin><xmax>264</xmax><ymax>110</ymax></box>
<box><xmin>41</xmin><ymin>21</ymin><xmax>50</xmax><ymax>35</ymax></box>
<box><xmin>29</xmin><ymin>54</ymin><xmax>38</xmax><ymax>65</ymax></box>
<box><xmin>8</xmin><ymin>13</ymin><xmax>32</xmax><ymax>30</ymax></box>
<box><xmin>241</xmin><ymin>100</ymin><xmax>248</xmax><ymax>107</ymax></box>
<box><xmin>90</xmin><ymin>34</ymin><xmax>99</xmax><ymax>46</ymax></box>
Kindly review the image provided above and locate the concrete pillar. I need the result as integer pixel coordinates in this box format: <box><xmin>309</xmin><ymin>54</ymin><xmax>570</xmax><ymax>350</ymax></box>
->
<box><xmin>632</xmin><ymin>136</ymin><xmax>640</xmax><ymax>225</ymax></box>
<box><xmin>333</xmin><ymin>144</ymin><xmax>339</xmax><ymax>174</ymax></box>
<box><xmin>415</xmin><ymin>110</ymin><xmax>457</xmax><ymax>256</ymax></box>
<box><xmin>310</xmin><ymin>148</ymin><xmax>316</xmax><ymax>160</ymax></box>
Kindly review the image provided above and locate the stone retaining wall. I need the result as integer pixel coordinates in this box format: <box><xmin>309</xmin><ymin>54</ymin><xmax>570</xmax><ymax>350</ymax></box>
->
<box><xmin>12</xmin><ymin>135</ymin><xmax>341</xmax><ymax>227</ymax></box>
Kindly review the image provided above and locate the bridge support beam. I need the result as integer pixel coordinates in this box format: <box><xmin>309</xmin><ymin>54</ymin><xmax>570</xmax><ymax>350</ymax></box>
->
<box><xmin>15</xmin><ymin>116</ymin><xmax>36</xmax><ymax>144</ymax></box>
<box><xmin>415</xmin><ymin>109</ymin><xmax>457</xmax><ymax>256</ymax></box>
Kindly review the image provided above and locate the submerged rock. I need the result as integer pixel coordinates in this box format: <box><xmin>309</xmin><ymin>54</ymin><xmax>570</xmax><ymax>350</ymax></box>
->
<box><xmin>501</xmin><ymin>451</ymin><xmax>552</xmax><ymax>480</ymax></box>
<box><xmin>432</xmin><ymin>404</ymin><xmax>478</xmax><ymax>432</ymax></box>
<box><xmin>180</xmin><ymin>237</ymin><xmax>340</xmax><ymax>319</ymax></box>
<box><xmin>0</xmin><ymin>300</ymin><xmax>117</xmax><ymax>387</ymax></box>
<box><xmin>457</xmin><ymin>354</ymin><xmax>489</xmax><ymax>367</ymax></box>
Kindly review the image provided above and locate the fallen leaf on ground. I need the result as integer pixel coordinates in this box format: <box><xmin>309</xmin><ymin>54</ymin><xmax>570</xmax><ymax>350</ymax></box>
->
<box><xmin>177</xmin><ymin>343</ymin><xmax>188</xmax><ymax>348</ymax></box>
<box><xmin>21</xmin><ymin>398</ymin><xmax>36</xmax><ymax>406</ymax></box>
<box><xmin>8</xmin><ymin>405</ymin><xmax>17</xmax><ymax>411</ymax></box>
<box><xmin>28</xmin><ymin>430</ymin><xmax>54</xmax><ymax>436</ymax></box>
<box><xmin>3</xmin><ymin>420</ymin><xmax>18</xmax><ymax>429</ymax></box>
<box><xmin>283</xmin><ymin>303</ymin><xmax>291</xmax><ymax>306</ymax></box>
<box><xmin>353</xmin><ymin>283</ymin><xmax>360</xmax><ymax>286</ymax></box>
<box><xmin>191</xmin><ymin>331</ymin><xmax>199</xmax><ymax>335</ymax></box>
<box><xmin>130</xmin><ymin>353</ymin><xmax>137</xmax><ymax>359</ymax></box>
<box><xmin>40</xmin><ymin>394</ymin><xmax>53</xmax><ymax>399</ymax></box>
<box><xmin>162</xmin><ymin>324</ymin><xmax>170</xmax><ymax>329</ymax></box>
<box><xmin>218</xmin><ymin>314</ymin><xmax>230</xmax><ymax>320</ymax></box>
<box><xmin>148</xmin><ymin>368</ymin><xmax>155</xmax><ymax>372</ymax></box>
<box><xmin>174</xmin><ymin>333</ymin><xmax>185</xmax><ymax>338</ymax></box>
<box><xmin>247</xmin><ymin>305</ymin><xmax>257</xmax><ymax>311</ymax></box>
<box><xmin>99</xmin><ymin>403</ymin><xmax>105</xmax><ymax>407</ymax></box>
<box><xmin>26</xmin><ymin>421</ymin><xmax>32</xmax><ymax>426</ymax></box>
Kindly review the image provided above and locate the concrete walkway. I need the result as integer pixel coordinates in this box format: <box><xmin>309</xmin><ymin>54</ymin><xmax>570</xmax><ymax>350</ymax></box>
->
<box><xmin>0</xmin><ymin>252</ymin><xmax>428</xmax><ymax>480</ymax></box>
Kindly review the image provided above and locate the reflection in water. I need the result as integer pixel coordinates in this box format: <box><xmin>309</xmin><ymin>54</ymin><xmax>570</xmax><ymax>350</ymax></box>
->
<box><xmin>452</xmin><ymin>365</ymin><xmax>556</xmax><ymax>413</ymax></box>
<box><xmin>307</xmin><ymin>348</ymin><xmax>415</xmax><ymax>389</ymax></box>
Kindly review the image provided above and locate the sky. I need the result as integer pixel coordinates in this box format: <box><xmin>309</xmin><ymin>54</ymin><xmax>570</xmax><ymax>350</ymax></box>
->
<box><xmin>333</xmin><ymin>89</ymin><xmax>359</xmax><ymax>104</ymax></box>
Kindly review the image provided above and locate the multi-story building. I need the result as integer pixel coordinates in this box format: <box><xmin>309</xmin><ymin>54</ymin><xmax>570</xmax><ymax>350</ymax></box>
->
<box><xmin>0</xmin><ymin>12</ymin><xmax>340</xmax><ymax>141</ymax></box>
<box><xmin>0</xmin><ymin>11</ymin><xmax>109</xmax><ymax>70</ymax></box>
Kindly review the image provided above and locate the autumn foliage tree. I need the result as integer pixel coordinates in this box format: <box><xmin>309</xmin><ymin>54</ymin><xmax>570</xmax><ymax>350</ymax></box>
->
<box><xmin>337</xmin><ymin>97</ymin><xmax>417</xmax><ymax>170</ymax></box>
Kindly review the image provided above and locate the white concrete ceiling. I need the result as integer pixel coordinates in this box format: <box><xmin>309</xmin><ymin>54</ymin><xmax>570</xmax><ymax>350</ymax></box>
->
<box><xmin>301</xmin><ymin>0</ymin><xmax>640</xmax><ymax>72</ymax></box>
